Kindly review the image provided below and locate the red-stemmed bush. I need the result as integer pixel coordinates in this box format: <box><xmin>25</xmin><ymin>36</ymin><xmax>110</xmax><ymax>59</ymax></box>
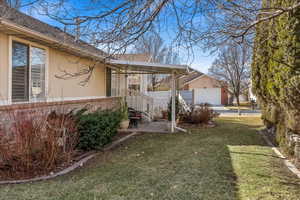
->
<box><xmin>0</xmin><ymin>106</ymin><xmax>78</xmax><ymax>180</ymax></box>
<box><xmin>180</xmin><ymin>104</ymin><xmax>218</xmax><ymax>124</ymax></box>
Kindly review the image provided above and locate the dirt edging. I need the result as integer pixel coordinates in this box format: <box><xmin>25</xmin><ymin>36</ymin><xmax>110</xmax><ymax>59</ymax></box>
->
<box><xmin>0</xmin><ymin>132</ymin><xmax>139</xmax><ymax>185</ymax></box>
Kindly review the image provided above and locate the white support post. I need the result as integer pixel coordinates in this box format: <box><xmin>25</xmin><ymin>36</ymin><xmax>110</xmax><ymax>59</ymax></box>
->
<box><xmin>117</xmin><ymin>70</ymin><xmax>121</xmax><ymax>96</ymax></box>
<box><xmin>125</xmin><ymin>72</ymin><xmax>128</xmax><ymax>97</ymax></box>
<box><xmin>171</xmin><ymin>71</ymin><xmax>176</xmax><ymax>133</ymax></box>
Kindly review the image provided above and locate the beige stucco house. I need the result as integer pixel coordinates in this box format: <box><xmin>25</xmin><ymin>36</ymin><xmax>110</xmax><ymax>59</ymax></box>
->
<box><xmin>0</xmin><ymin>4</ymin><xmax>110</xmax><ymax>107</ymax></box>
<box><xmin>0</xmin><ymin>3</ymin><xmax>187</xmax><ymax>128</ymax></box>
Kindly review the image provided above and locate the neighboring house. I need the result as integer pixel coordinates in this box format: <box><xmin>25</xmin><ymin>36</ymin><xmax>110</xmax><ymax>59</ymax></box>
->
<box><xmin>184</xmin><ymin>74</ymin><xmax>228</xmax><ymax>105</ymax></box>
<box><xmin>0</xmin><ymin>4</ymin><xmax>187</xmax><ymax>120</ymax></box>
<box><xmin>156</xmin><ymin>69</ymin><xmax>228</xmax><ymax>105</ymax></box>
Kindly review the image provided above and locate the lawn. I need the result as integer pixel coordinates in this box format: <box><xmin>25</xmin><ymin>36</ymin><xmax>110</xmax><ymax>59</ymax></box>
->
<box><xmin>225</xmin><ymin>102</ymin><xmax>257</xmax><ymax>111</ymax></box>
<box><xmin>0</xmin><ymin>117</ymin><xmax>299</xmax><ymax>200</ymax></box>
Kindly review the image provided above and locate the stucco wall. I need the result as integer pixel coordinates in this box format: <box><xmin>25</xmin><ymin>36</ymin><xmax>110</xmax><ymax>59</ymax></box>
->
<box><xmin>48</xmin><ymin>49</ymin><xmax>106</xmax><ymax>99</ymax></box>
<box><xmin>188</xmin><ymin>75</ymin><xmax>221</xmax><ymax>89</ymax></box>
<box><xmin>0</xmin><ymin>34</ymin><xmax>106</xmax><ymax>104</ymax></box>
<box><xmin>0</xmin><ymin>33</ymin><xmax>9</xmax><ymax>102</ymax></box>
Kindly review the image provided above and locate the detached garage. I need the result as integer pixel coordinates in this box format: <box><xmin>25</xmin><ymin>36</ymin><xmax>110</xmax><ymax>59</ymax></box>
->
<box><xmin>182</xmin><ymin>73</ymin><xmax>228</xmax><ymax>106</ymax></box>
<box><xmin>194</xmin><ymin>88</ymin><xmax>221</xmax><ymax>105</ymax></box>
<box><xmin>156</xmin><ymin>69</ymin><xmax>228</xmax><ymax>105</ymax></box>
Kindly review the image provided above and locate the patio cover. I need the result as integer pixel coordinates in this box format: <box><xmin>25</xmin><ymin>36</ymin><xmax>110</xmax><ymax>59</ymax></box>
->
<box><xmin>107</xmin><ymin>59</ymin><xmax>189</xmax><ymax>133</ymax></box>
<box><xmin>108</xmin><ymin>59</ymin><xmax>189</xmax><ymax>74</ymax></box>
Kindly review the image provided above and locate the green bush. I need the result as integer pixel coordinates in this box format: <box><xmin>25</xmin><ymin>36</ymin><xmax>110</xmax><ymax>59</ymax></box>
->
<box><xmin>77</xmin><ymin>110</ymin><xmax>122</xmax><ymax>150</ymax></box>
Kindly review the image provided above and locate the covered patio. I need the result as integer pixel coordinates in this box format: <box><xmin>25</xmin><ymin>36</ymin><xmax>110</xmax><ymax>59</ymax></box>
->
<box><xmin>107</xmin><ymin>59</ymin><xmax>189</xmax><ymax>133</ymax></box>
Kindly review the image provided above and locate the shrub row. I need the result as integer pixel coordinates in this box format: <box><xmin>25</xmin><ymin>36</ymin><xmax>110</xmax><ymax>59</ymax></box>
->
<box><xmin>0</xmin><ymin>106</ymin><xmax>123</xmax><ymax>180</ymax></box>
<box><xmin>0</xmin><ymin>109</ymin><xmax>78</xmax><ymax>179</ymax></box>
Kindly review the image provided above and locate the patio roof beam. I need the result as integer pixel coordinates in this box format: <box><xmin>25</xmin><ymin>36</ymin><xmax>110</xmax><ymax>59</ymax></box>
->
<box><xmin>111</xmin><ymin>72</ymin><xmax>170</xmax><ymax>75</ymax></box>
<box><xmin>107</xmin><ymin>59</ymin><xmax>188</xmax><ymax>75</ymax></box>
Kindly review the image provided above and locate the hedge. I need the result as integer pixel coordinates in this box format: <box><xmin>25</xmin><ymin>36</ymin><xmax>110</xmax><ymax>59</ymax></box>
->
<box><xmin>252</xmin><ymin>0</ymin><xmax>300</xmax><ymax>155</ymax></box>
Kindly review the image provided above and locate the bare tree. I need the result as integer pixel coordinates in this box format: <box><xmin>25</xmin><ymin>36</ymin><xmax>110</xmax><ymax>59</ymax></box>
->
<box><xmin>133</xmin><ymin>31</ymin><xmax>179</xmax><ymax>90</ymax></box>
<box><xmin>29</xmin><ymin>0</ymin><xmax>300</xmax><ymax>54</ymax></box>
<box><xmin>208</xmin><ymin>43</ymin><xmax>251</xmax><ymax>114</ymax></box>
<box><xmin>133</xmin><ymin>31</ymin><xmax>179</xmax><ymax>64</ymax></box>
<box><xmin>4</xmin><ymin>0</ymin><xmax>299</xmax><ymax>85</ymax></box>
<box><xmin>3</xmin><ymin>0</ymin><xmax>41</xmax><ymax>9</ymax></box>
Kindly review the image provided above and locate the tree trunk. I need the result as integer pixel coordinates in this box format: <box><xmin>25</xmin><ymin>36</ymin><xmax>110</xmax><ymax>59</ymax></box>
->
<box><xmin>236</xmin><ymin>94</ymin><xmax>241</xmax><ymax>115</ymax></box>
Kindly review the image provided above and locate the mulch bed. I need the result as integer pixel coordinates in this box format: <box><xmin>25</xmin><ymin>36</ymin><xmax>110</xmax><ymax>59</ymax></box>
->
<box><xmin>0</xmin><ymin>150</ymin><xmax>89</xmax><ymax>181</ymax></box>
<box><xmin>0</xmin><ymin>131</ymin><xmax>135</xmax><ymax>182</ymax></box>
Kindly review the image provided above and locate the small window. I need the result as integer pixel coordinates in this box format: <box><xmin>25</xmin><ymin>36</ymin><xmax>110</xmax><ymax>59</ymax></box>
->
<box><xmin>11</xmin><ymin>41</ymin><xmax>46</xmax><ymax>103</ymax></box>
<box><xmin>12</xmin><ymin>42</ymin><xmax>29</xmax><ymax>102</ymax></box>
<box><xmin>30</xmin><ymin>47</ymin><xmax>46</xmax><ymax>100</ymax></box>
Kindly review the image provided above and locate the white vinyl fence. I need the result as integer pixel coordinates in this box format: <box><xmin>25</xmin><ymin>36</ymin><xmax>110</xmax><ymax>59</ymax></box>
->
<box><xmin>147</xmin><ymin>91</ymin><xmax>171</xmax><ymax>111</ymax></box>
<box><xmin>147</xmin><ymin>90</ymin><xmax>191</xmax><ymax>117</ymax></box>
<box><xmin>179</xmin><ymin>90</ymin><xmax>193</xmax><ymax>105</ymax></box>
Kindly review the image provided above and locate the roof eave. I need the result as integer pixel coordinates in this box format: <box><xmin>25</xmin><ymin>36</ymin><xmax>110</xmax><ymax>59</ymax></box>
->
<box><xmin>0</xmin><ymin>18</ymin><xmax>105</xmax><ymax>61</ymax></box>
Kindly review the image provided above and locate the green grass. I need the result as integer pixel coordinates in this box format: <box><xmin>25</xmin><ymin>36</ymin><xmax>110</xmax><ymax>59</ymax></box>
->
<box><xmin>0</xmin><ymin>117</ymin><xmax>299</xmax><ymax>200</ymax></box>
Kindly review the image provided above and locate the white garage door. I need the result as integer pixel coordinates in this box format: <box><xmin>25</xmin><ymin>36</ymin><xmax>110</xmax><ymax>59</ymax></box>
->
<box><xmin>194</xmin><ymin>88</ymin><xmax>221</xmax><ymax>105</ymax></box>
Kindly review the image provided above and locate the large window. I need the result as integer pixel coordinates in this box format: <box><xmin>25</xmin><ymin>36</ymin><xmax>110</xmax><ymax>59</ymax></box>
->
<box><xmin>12</xmin><ymin>41</ymin><xmax>46</xmax><ymax>103</ymax></box>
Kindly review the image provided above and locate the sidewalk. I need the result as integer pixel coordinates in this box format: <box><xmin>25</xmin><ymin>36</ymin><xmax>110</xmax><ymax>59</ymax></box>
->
<box><xmin>211</xmin><ymin>106</ymin><xmax>261</xmax><ymax>117</ymax></box>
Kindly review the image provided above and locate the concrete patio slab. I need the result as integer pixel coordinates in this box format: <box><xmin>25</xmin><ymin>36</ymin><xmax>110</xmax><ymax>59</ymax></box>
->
<box><xmin>119</xmin><ymin>121</ymin><xmax>176</xmax><ymax>134</ymax></box>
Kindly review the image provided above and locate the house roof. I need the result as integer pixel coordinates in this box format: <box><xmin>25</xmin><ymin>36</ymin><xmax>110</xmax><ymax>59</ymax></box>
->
<box><xmin>0</xmin><ymin>4</ymin><xmax>107</xmax><ymax>60</ymax></box>
<box><xmin>114</xmin><ymin>54</ymin><xmax>151</xmax><ymax>62</ymax></box>
<box><xmin>182</xmin><ymin>72</ymin><xmax>228</xmax><ymax>87</ymax></box>
<box><xmin>155</xmin><ymin>68</ymin><xmax>202</xmax><ymax>87</ymax></box>
<box><xmin>180</xmin><ymin>70</ymin><xmax>204</xmax><ymax>85</ymax></box>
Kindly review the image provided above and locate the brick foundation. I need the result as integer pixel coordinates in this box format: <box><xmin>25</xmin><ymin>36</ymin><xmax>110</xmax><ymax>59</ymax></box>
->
<box><xmin>0</xmin><ymin>97</ymin><xmax>121</xmax><ymax>158</ymax></box>
<box><xmin>0</xmin><ymin>97</ymin><xmax>120</xmax><ymax>112</ymax></box>
<box><xmin>0</xmin><ymin>97</ymin><xmax>121</xmax><ymax>130</ymax></box>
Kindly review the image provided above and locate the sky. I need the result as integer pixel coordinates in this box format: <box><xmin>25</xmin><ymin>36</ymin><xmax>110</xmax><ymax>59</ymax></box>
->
<box><xmin>21</xmin><ymin>1</ymin><xmax>216</xmax><ymax>74</ymax></box>
<box><xmin>181</xmin><ymin>49</ymin><xmax>215</xmax><ymax>73</ymax></box>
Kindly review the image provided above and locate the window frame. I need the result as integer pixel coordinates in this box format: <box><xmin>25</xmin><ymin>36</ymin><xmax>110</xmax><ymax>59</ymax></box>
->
<box><xmin>8</xmin><ymin>36</ymin><xmax>49</xmax><ymax>104</ymax></box>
